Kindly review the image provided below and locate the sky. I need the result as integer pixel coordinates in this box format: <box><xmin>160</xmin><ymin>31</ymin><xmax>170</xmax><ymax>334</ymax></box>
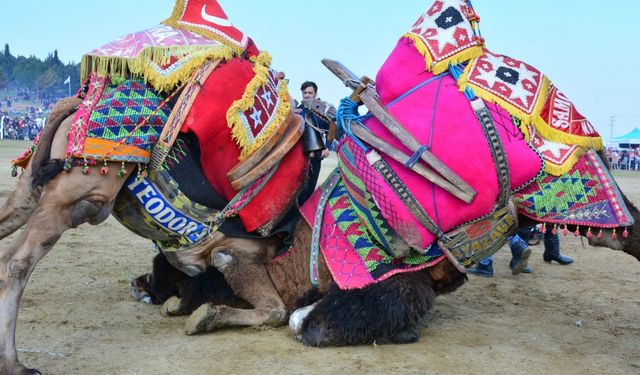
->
<box><xmin>1</xmin><ymin>0</ymin><xmax>639</xmax><ymax>139</ymax></box>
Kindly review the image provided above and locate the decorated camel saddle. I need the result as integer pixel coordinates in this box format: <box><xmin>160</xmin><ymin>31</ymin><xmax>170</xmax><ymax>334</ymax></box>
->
<box><xmin>301</xmin><ymin>0</ymin><xmax>634</xmax><ymax>289</ymax></box>
<box><xmin>13</xmin><ymin>0</ymin><xmax>307</xmax><ymax>251</ymax></box>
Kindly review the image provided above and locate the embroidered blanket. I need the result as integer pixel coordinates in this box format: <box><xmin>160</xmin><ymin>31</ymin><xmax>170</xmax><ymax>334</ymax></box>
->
<box><xmin>513</xmin><ymin>150</ymin><xmax>633</xmax><ymax>229</ymax></box>
<box><xmin>358</xmin><ymin>38</ymin><xmax>543</xmax><ymax>251</ymax></box>
<box><xmin>378</xmin><ymin>0</ymin><xmax>630</xmax><ymax>233</ymax></box>
<box><xmin>404</xmin><ymin>0</ymin><xmax>484</xmax><ymax>74</ymax></box>
<box><xmin>66</xmin><ymin>75</ymin><xmax>172</xmax><ymax>164</ymax></box>
<box><xmin>80</xmin><ymin>0</ymin><xmax>252</xmax><ymax>92</ymax></box>
<box><xmin>300</xmin><ymin>174</ymin><xmax>446</xmax><ymax>290</ymax></box>
<box><xmin>178</xmin><ymin>54</ymin><xmax>304</xmax><ymax>233</ymax></box>
<box><xmin>80</xmin><ymin>24</ymin><xmax>237</xmax><ymax>93</ymax></box>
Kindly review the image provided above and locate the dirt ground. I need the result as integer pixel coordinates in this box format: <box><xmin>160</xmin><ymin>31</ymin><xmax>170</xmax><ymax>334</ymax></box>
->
<box><xmin>1</xmin><ymin>139</ymin><xmax>638</xmax><ymax>375</ymax></box>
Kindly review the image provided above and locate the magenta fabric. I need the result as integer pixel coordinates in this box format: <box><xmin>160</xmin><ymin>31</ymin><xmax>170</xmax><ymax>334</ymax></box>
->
<box><xmin>355</xmin><ymin>37</ymin><xmax>543</xmax><ymax>249</ymax></box>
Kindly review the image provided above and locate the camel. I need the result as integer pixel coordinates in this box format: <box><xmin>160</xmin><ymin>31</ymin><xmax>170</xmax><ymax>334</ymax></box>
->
<box><xmin>2</xmin><ymin>56</ymin><xmax>640</xmax><ymax>375</ymax></box>
<box><xmin>3</xmin><ymin>2</ymin><xmax>640</xmax><ymax>375</ymax></box>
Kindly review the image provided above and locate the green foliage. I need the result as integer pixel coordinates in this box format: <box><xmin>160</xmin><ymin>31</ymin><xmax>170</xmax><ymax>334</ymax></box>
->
<box><xmin>0</xmin><ymin>43</ymin><xmax>80</xmax><ymax>96</ymax></box>
<box><xmin>0</xmin><ymin>70</ymin><xmax>8</xmax><ymax>90</ymax></box>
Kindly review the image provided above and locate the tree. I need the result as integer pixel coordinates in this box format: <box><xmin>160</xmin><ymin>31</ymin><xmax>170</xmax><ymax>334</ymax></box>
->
<box><xmin>12</xmin><ymin>56</ymin><xmax>47</xmax><ymax>87</ymax></box>
<box><xmin>0</xmin><ymin>70</ymin><xmax>8</xmax><ymax>90</ymax></box>
<box><xmin>35</xmin><ymin>68</ymin><xmax>60</xmax><ymax>93</ymax></box>
<box><xmin>4</xmin><ymin>44</ymin><xmax>11</xmax><ymax>57</ymax></box>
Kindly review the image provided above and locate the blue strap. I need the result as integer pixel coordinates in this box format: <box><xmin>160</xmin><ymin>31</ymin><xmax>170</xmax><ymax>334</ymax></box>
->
<box><xmin>386</xmin><ymin>73</ymin><xmax>446</xmax><ymax>108</ymax></box>
<box><xmin>404</xmin><ymin>145</ymin><xmax>430</xmax><ymax>169</ymax></box>
<box><xmin>336</xmin><ymin>97</ymin><xmax>370</xmax><ymax>151</ymax></box>
<box><xmin>448</xmin><ymin>64</ymin><xmax>476</xmax><ymax>100</ymax></box>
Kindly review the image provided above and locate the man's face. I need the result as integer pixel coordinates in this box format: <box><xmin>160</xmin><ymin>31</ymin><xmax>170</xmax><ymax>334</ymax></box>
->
<box><xmin>302</xmin><ymin>86</ymin><xmax>317</xmax><ymax>100</ymax></box>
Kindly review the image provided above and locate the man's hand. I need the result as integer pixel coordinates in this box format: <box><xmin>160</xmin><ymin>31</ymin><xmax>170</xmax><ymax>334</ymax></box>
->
<box><xmin>322</xmin><ymin>149</ymin><xmax>330</xmax><ymax>159</ymax></box>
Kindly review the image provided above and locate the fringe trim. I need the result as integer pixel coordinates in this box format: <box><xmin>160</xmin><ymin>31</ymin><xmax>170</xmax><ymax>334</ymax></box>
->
<box><xmin>518</xmin><ymin>124</ymin><xmax>587</xmax><ymax>176</ymax></box>
<box><xmin>530</xmin><ymin>115</ymin><xmax>604</xmax><ymax>151</ymax></box>
<box><xmin>80</xmin><ymin>45</ymin><xmax>235</xmax><ymax>93</ymax></box>
<box><xmin>162</xmin><ymin>0</ymin><xmax>245</xmax><ymax>56</ymax></box>
<box><xmin>225</xmin><ymin>52</ymin><xmax>292</xmax><ymax>160</ymax></box>
<box><xmin>543</xmin><ymin>147</ymin><xmax>587</xmax><ymax>176</ymax></box>
<box><xmin>458</xmin><ymin>60</ymin><xmax>552</xmax><ymax>127</ymax></box>
<box><xmin>403</xmin><ymin>34</ymin><xmax>483</xmax><ymax>74</ymax></box>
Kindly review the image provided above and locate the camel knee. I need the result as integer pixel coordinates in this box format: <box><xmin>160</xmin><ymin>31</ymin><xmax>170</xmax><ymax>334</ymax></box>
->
<box><xmin>212</xmin><ymin>251</ymin><xmax>236</xmax><ymax>271</ymax></box>
<box><xmin>8</xmin><ymin>259</ymin><xmax>31</xmax><ymax>279</ymax></box>
<box><xmin>71</xmin><ymin>200</ymin><xmax>114</xmax><ymax>227</ymax></box>
<box><xmin>264</xmin><ymin>303</ymin><xmax>287</xmax><ymax>326</ymax></box>
<box><xmin>0</xmin><ymin>259</ymin><xmax>31</xmax><ymax>288</ymax></box>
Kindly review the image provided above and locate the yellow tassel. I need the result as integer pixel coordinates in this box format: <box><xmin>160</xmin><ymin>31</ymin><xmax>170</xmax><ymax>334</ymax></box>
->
<box><xmin>457</xmin><ymin>54</ymin><xmax>551</xmax><ymax>126</ymax></box>
<box><xmin>403</xmin><ymin>33</ymin><xmax>483</xmax><ymax>74</ymax></box>
<box><xmin>80</xmin><ymin>45</ymin><xmax>235</xmax><ymax>92</ymax></box>
<box><xmin>542</xmin><ymin>147</ymin><xmax>588</xmax><ymax>176</ymax></box>
<box><xmin>226</xmin><ymin>52</ymin><xmax>292</xmax><ymax>160</ymax></box>
<box><xmin>530</xmin><ymin>114</ymin><xmax>604</xmax><ymax>151</ymax></box>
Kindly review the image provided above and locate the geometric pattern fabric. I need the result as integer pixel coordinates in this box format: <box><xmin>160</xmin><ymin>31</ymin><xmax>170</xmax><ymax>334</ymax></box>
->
<box><xmin>67</xmin><ymin>76</ymin><xmax>171</xmax><ymax>164</ymax></box>
<box><xmin>301</xmin><ymin>175</ymin><xmax>446</xmax><ymax>290</ymax></box>
<box><xmin>513</xmin><ymin>150</ymin><xmax>634</xmax><ymax>228</ymax></box>
<box><xmin>86</xmin><ymin>79</ymin><xmax>170</xmax><ymax>150</ymax></box>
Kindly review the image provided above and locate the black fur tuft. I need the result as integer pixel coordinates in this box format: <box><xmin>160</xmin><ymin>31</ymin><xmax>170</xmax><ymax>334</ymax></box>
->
<box><xmin>294</xmin><ymin>287</ymin><xmax>325</xmax><ymax>310</ymax></box>
<box><xmin>300</xmin><ymin>270</ymin><xmax>437</xmax><ymax>346</ymax></box>
<box><xmin>31</xmin><ymin>159</ymin><xmax>65</xmax><ymax>189</ymax></box>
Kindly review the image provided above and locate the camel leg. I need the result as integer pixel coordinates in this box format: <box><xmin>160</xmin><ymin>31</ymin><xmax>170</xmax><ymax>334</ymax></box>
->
<box><xmin>0</xmin><ymin>166</ymin><xmax>131</xmax><ymax>374</ymax></box>
<box><xmin>1</xmin><ymin>103</ymin><xmax>79</xmax><ymax>242</ymax></box>
<box><xmin>0</xmin><ymin>202</ymin><xmax>70</xmax><ymax>374</ymax></box>
<box><xmin>0</xmin><ymin>165</ymin><xmax>39</xmax><ymax>241</ymax></box>
<box><xmin>184</xmin><ymin>251</ymin><xmax>287</xmax><ymax>334</ymax></box>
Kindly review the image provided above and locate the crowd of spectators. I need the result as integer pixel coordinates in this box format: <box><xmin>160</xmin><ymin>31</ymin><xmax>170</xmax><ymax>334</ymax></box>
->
<box><xmin>606</xmin><ymin>147</ymin><xmax>640</xmax><ymax>171</ymax></box>
<box><xmin>0</xmin><ymin>89</ymin><xmax>55</xmax><ymax>140</ymax></box>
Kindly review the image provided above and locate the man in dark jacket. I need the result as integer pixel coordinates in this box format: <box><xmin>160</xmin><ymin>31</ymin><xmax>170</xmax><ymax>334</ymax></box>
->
<box><xmin>295</xmin><ymin>81</ymin><xmax>330</xmax><ymax>205</ymax></box>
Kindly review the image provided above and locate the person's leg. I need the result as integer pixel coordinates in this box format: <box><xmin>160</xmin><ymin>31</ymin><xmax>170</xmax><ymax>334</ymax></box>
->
<box><xmin>543</xmin><ymin>231</ymin><xmax>574</xmax><ymax>265</ymax></box>
<box><xmin>508</xmin><ymin>234</ymin><xmax>532</xmax><ymax>275</ymax></box>
<box><xmin>466</xmin><ymin>256</ymin><xmax>494</xmax><ymax>277</ymax></box>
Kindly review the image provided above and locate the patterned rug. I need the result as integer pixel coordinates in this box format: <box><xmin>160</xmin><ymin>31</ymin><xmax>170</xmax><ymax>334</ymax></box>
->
<box><xmin>513</xmin><ymin>150</ymin><xmax>634</xmax><ymax>229</ymax></box>
<box><xmin>458</xmin><ymin>48</ymin><xmax>550</xmax><ymax>122</ymax></box>
<box><xmin>67</xmin><ymin>75</ymin><xmax>172</xmax><ymax>164</ymax></box>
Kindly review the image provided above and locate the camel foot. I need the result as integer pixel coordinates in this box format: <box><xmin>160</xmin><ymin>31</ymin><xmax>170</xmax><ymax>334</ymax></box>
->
<box><xmin>289</xmin><ymin>302</ymin><xmax>318</xmax><ymax>341</ymax></box>
<box><xmin>184</xmin><ymin>304</ymin><xmax>219</xmax><ymax>335</ymax></box>
<box><xmin>160</xmin><ymin>296</ymin><xmax>184</xmax><ymax>316</ymax></box>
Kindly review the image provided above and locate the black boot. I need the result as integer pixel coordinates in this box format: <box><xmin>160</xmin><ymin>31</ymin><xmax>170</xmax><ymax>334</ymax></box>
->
<box><xmin>543</xmin><ymin>231</ymin><xmax>574</xmax><ymax>265</ymax></box>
